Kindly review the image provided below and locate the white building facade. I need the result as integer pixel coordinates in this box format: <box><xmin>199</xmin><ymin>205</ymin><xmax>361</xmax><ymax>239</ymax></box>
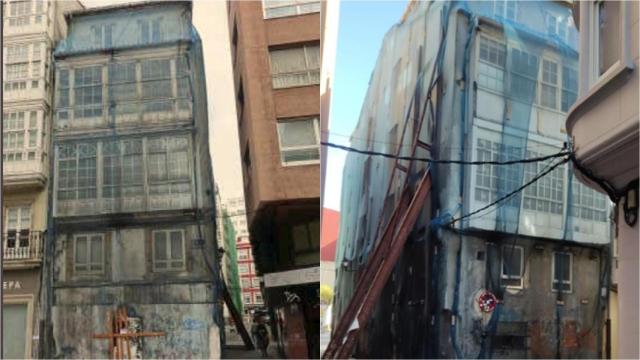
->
<box><xmin>2</xmin><ymin>1</ymin><xmax>82</xmax><ymax>358</ymax></box>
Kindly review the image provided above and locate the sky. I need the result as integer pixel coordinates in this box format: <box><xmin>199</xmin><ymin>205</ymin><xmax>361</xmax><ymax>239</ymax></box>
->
<box><xmin>323</xmin><ymin>0</ymin><xmax>407</xmax><ymax>211</ymax></box>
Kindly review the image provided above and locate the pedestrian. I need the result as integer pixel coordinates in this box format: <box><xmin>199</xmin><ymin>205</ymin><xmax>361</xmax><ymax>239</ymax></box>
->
<box><xmin>252</xmin><ymin>316</ymin><xmax>270</xmax><ymax>358</ymax></box>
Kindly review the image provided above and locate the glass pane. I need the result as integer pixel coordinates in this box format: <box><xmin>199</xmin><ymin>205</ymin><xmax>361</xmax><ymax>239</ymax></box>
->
<box><xmin>278</xmin><ymin>119</ymin><xmax>317</xmax><ymax>148</ymax></box>
<box><xmin>502</xmin><ymin>247</ymin><xmax>522</xmax><ymax>277</ymax></box>
<box><xmin>170</xmin><ymin>231</ymin><xmax>183</xmax><ymax>260</ymax></box>
<box><xmin>154</xmin><ymin>232</ymin><xmax>167</xmax><ymax>260</ymax></box>
<box><xmin>270</xmin><ymin>47</ymin><xmax>307</xmax><ymax>74</ymax></box>
<box><xmin>90</xmin><ymin>236</ymin><xmax>102</xmax><ymax>264</ymax></box>
<box><xmin>76</xmin><ymin>237</ymin><xmax>88</xmax><ymax>264</ymax></box>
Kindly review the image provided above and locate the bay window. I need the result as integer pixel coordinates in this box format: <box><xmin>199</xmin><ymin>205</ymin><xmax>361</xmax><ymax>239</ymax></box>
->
<box><xmin>141</xmin><ymin>59</ymin><xmax>173</xmax><ymax>112</ymax></box>
<box><xmin>57</xmin><ymin>143</ymin><xmax>97</xmax><ymax>200</ymax></box>
<box><xmin>510</xmin><ymin>48</ymin><xmax>539</xmax><ymax>103</ymax></box>
<box><xmin>3</xmin><ymin>111</ymin><xmax>38</xmax><ymax>162</ymax></box>
<box><xmin>477</xmin><ymin>36</ymin><xmax>506</xmax><ymax>92</ymax></box>
<box><xmin>108</xmin><ymin>62</ymin><xmax>137</xmax><ymax>113</ymax></box>
<box><xmin>147</xmin><ymin>136</ymin><xmax>191</xmax><ymax>196</ymax></box>
<box><xmin>73</xmin><ymin>66</ymin><xmax>103</xmax><ymax>118</ymax></box>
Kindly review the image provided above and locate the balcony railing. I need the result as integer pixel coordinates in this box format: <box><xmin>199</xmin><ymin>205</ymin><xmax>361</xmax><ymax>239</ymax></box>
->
<box><xmin>3</xmin><ymin>230</ymin><xmax>43</xmax><ymax>262</ymax></box>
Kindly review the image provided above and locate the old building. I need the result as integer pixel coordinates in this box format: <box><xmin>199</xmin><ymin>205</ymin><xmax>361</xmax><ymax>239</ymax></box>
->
<box><xmin>45</xmin><ymin>2</ymin><xmax>222</xmax><ymax>358</ymax></box>
<box><xmin>227</xmin><ymin>0</ymin><xmax>321</xmax><ymax>357</ymax></box>
<box><xmin>567</xmin><ymin>2</ymin><xmax>639</xmax><ymax>358</ymax></box>
<box><xmin>2</xmin><ymin>0</ymin><xmax>83</xmax><ymax>358</ymax></box>
<box><xmin>331</xmin><ymin>1</ymin><xmax>612</xmax><ymax>358</ymax></box>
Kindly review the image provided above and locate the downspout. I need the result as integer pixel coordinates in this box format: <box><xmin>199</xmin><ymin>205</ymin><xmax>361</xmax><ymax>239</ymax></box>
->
<box><xmin>450</xmin><ymin>8</ymin><xmax>477</xmax><ymax>359</ymax></box>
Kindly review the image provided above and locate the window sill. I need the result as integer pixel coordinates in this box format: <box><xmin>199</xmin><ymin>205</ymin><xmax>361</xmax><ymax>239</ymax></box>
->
<box><xmin>566</xmin><ymin>61</ymin><xmax>635</xmax><ymax>134</ymax></box>
<box><xmin>272</xmin><ymin>83</ymin><xmax>320</xmax><ymax>91</ymax></box>
<box><xmin>281</xmin><ymin>159</ymin><xmax>320</xmax><ymax>167</ymax></box>
<box><xmin>263</xmin><ymin>11</ymin><xmax>320</xmax><ymax>21</ymax></box>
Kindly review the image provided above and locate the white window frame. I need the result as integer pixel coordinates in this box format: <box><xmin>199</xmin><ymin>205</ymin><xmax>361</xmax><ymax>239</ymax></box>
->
<box><xmin>501</xmin><ymin>245</ymin><xmax>524</xmax><ymax>289</ymax></box>
<box><xmin>551</xmin><ymin>251</ymin><xmax>573</xmax><ymax>293</ymax></box>
<box><xmin>493</xmin><ymin>0</ymin><xmax>517</xmax><ymax>21</ymax></box>
<box><xmin>539</xmin><ymin>58</ymin><xmax>559</xmax><ymax>110</ymax></box>
<box><xmin>276</xmin><ymin>116</ymin><xmax>320</xmax><ymax>166</ymax></box>
<box><xmin>241</xmin><ymin>278</ymin><xmax>251</xmax><ymax>289</ymax></box>
<box><xmin>152</xmin><ymin>229</ymin><xmax>187</xmax><ymax>272</ymax></box>
<box><xmin>585</xmin><ymin>0</ymin><xmax>634</xmax><ymax>90</ymax></box>
<box><xmin>477</xmin><ymin>35</ymin><xmax>507</xmax><ymax>94</ymax></box>
<box><xmin>269</xmin><ymin>44</ymin><xmax>320</xmax><ymax>89</ymax></box>
<box><xmin>251</xmin><ymin>277</ymin><xmax>261</xmax><ymax>289</ymax></box>
<box><xmin>73</xmin><ymin>233</ymin><xmax>105</xmax><ymax>275</ymax></box>
<box><xmin>262</xmin><ymin>0</ymin><xmax>320</xmax><ymax>19</ymax></box>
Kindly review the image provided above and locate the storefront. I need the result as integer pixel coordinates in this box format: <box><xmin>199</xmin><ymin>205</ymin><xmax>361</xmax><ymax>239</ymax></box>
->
<box><xmin>2</xmin><ymin>268</ymin><xmax>41</xmax><ymax>359</ymax></box>
<box><xmin>264</xmin><ymin>266</ymin><xmax>320</xmax><ymax>359</ymax></box>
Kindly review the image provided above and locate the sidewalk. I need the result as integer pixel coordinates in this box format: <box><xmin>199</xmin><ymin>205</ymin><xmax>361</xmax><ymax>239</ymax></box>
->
<box><xmin>223</xmin><ymin>344</ymin><xmax>281</xmax><ymax>359</ymax></box>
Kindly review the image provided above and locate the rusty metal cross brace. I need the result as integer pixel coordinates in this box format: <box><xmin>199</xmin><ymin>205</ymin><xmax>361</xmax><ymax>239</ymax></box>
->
<box><xmin>93</xmin><ymin>307</ymin><xmax>165</xmax><ymax>360</ymax></box>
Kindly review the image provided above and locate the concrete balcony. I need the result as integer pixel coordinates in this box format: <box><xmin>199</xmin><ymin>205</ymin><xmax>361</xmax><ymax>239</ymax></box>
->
<box><xmin>3</xmin><ymin>149</ymin><xmax>47</xmax><ymax>189</ymax></box>
<box><xmin>3</xmin><ymin>230</ymin><xmax>44</xmax><ymax>269</ymax></box>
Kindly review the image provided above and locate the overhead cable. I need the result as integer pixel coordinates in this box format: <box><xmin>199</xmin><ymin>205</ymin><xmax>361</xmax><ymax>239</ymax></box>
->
<box><xmin>322</xmin><ymin>141</ymin><xmax>570</xmax><ymax>166</ymax></box>
<box><xmin>447</xmin><ymin>157</ymin><xmax>570</xmax><ymax>226</ymax></box>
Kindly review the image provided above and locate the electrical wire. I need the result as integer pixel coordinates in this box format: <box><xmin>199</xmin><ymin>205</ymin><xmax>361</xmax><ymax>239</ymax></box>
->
<box><xmin>448</xmin><ymin>156</ymin><xmax>570</xmax><ymax>226</ymax></box>
<box><xmin>322</xmin><ymin>141</ymin><xmax>570</xmax><ymax>166</ymax></box>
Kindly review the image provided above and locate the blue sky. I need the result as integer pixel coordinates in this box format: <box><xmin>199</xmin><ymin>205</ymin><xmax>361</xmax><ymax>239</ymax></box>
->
<box><xmin>324</xmin><ymin>0</ymin><xmax>407</xmax><ymax>211</ymax></box>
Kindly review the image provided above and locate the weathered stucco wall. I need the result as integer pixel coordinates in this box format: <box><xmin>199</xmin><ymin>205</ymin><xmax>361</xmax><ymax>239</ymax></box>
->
<box><xmin>52</xmin><ymin>303</ymin><xmax>219</xmax><ymax>359</ymax></box>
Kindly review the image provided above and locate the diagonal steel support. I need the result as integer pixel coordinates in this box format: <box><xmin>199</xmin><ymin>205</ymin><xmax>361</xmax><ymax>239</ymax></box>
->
<box><xmin>324</xmin><ymin>170</ymin><xmax>432</xmax><ymax>359</ymax></box>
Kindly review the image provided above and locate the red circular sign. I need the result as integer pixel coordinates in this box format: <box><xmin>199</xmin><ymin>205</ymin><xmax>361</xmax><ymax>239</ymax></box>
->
<box><xmin>477</xmin><ymin>291</ymin><xmax>498</xmax><ymax>313</ymax></box>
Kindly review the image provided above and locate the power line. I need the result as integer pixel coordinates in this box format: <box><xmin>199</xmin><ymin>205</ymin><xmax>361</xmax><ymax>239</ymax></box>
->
<box><xmin>447</xmin><ymin>156</ymin><xmax>570</xmax><ymax>226</ymax></box>
<box><xmin>323</xmin><ymin>130</ymin><xmax>566</xmax><ymax>152</ymax></box>
<box><xmin>322</xmin><ymin>141</ymin><xmax>570</xmax><ymax>166</ymax></box>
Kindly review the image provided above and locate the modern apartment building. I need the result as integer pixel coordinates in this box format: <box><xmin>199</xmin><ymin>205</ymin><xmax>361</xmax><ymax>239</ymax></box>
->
<box><xmin>45</xmin><ymin>2</ymin><xmax>221</xmax><ymax>358</ymax></box>
<box><xmin>567</xmin><ymin>2</ymin><xmax>639</xmax><ymax>358</ymax></box>
<box><xmin>227</xmin><ymin>0</ymin><xmax>321</xmax><ymax>357</ymax></box>
<box><xmin>237</xmin><ymin>235</ymin><xmax>264</xmax><ymax>313</ymax></box>
<box><xmin>2</xmin><ymin>1</ymin><xmax>82</xmax><ymax>358</ymax></box>
<box><xmin>331</xmin><ymin>1</ymin><xmax>612</xmax><ymax>358</ymax></box>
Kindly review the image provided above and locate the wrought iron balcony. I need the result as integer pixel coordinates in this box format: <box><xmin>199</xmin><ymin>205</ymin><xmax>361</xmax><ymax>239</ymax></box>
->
<box><xmin>2</xmin><ymin>230</ymin><xmax>43</xmax><ymax>265</ymax></box>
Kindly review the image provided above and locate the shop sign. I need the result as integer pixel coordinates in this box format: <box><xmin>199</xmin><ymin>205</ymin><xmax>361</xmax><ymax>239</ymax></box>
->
<box><xmin>264</xmin><ymin>267</ymin><xmax>319</xmax><ymax>288</ymax></box>
<box><xmin>3</xmin><ymin>281</ymin><xmax>23</xmax><ymax>290</ymax></box>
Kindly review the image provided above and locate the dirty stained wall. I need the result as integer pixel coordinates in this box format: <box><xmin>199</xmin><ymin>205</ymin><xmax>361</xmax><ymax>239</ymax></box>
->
<box><xmin>46</xmin><ymin>2</ymin><xmax>222</xmax><ymax>358</ymax></box>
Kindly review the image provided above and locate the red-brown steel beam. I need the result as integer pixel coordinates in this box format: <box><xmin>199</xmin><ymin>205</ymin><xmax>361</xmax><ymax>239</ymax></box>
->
<box><xmin>322</xmin><ymin>190</ymin><xmax>410</xmax><ymax>358</ymax></box>
<box><xmin>329</xmin><ymin>171</ymin><xmax>432</xmax><ymax>359</ymax></box>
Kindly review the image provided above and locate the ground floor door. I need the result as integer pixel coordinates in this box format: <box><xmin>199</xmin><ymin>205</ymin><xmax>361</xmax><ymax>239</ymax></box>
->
<box><xmin>2</xmin><ymin>303</ymin><xmax>29</xmax><ymax>359</ymax></box>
